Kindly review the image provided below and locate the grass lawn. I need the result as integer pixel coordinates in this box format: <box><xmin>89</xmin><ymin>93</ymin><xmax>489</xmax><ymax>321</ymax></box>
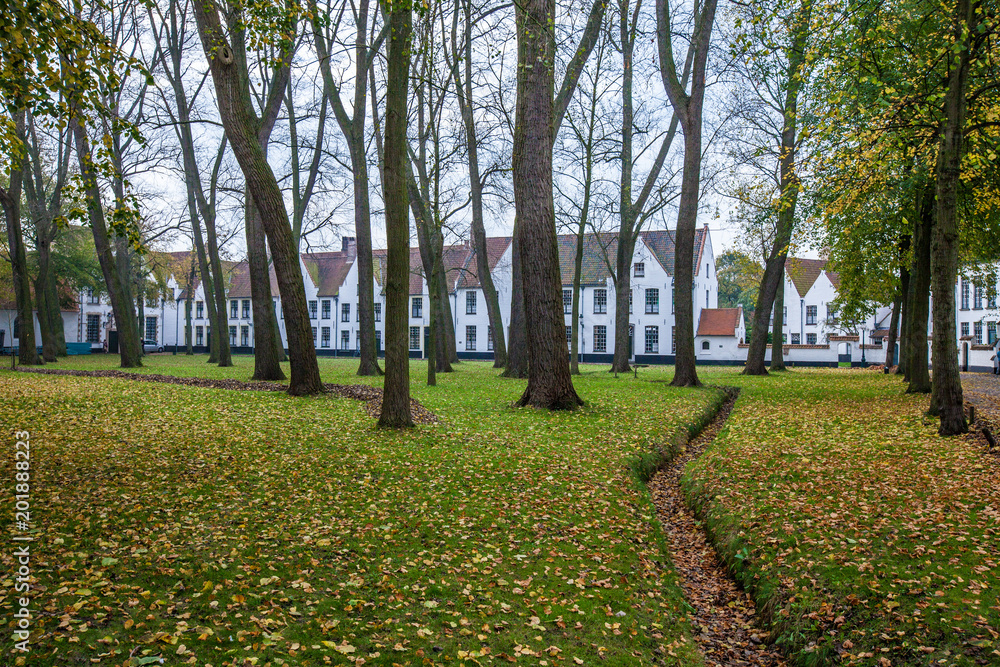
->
<box><xmin>0</xmin><ymin>356</ymin><xmax>725</xmax><ymax>666</ymax></box>
<box><xmin>684</xmin><ymin>369</ymin><xmax>1000</xmax><ymax>665</ymax></box>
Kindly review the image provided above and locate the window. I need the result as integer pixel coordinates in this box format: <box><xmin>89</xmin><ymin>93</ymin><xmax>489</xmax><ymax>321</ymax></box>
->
<box><xmin>312</xmin><ymin>326</ymin><xmax>317</xmax><ymax>343</ymax></box>
<box><xmin>412</xmin><ymin>297</ymin><xmax>423</xmax><ymax>318</ymax></box>
<box><xmin>989</xmin><ymin>322</ymin><xmax>997</xmax><ymax>345</ymax></box>
<box><xmin>783</xmin><ymin>305</ymin><xmax>787</xmax><ymax>320</ymax></box>
<box><xmin>806</xmin><ymin>305</ymin><xmax>817</xmax><ymax>325</ymax></box>
<box><xmin>466</xmin><ymin>325</ymin><xmax>477</xmax><ymax>351</ymax></box>
<box><xmin>706</xmin><ymin>263</ymin><xmax>710</xmax><ymax>277</ymax></box>
<box><xmin>974</xmin><ymin>286</ymin><xmax>983</xmax><ymax>309</ymax></box>
<box><xmin>961</xmin><ymin>322</ymin><xmax>970</xmax><ymax>337</ymax></box>
<box><xmin>962</xmin><ymin>281</ymin><xmax>970</xmax><ymax>309</ymax></box>
<box><xmin>196</xmin><ymin>301</ymin><xmax>204</xmax><ymax>319</ymax></box>
<box><xmin>145</xmin><ymin>317</ymin><xmax>157</xmax><ymax>343</ymax></box>
<box><xmin>409</xmin><ymin>326</ymin><xmax>421</xmax><ymax>350</ymax></box>
<box><xmin>321</xmin><ymin>327</ymin><xmax>331</xmax><ymax>348</ymax></box>
<box><xmin>990</xmin><ymin>291</ymin><xmax>998</xmax><ymax>309</ymax></box>
<box><xmin>466</xmin><ymin>291</ymin><xmax>477</xmax><ymax>315</ymax></box>
<box><xmin>594</xmin><ymin>289</ymin><xmax>607</xmax><ymax>314</ymax></box>
<box><xmin>645</xmin><ymin>326</ymin><xmax>659</xmax><ymax>354</ymax></box>
<box><xmin>566</xmin><ymin>326</ymin><xmax>573</xmax><ymax>347</ymax></box>
<box><xmin>563</xmin><ymin>289</ymin><xmax>572</xmax><ymax>314</ymax></box>
<box><xmin>230</xmin><ymin>300</ymin><xmax>238</xmax><ymax>318</ymax></box>
<box><xmin>672</xmin><ymin>287</ymin><xmax>675</xmax><ymax>314</ymax></box>
<box><xmin>342</xmin><ymin>330</ymin><xmax>351</xmax><ymax>350</ymax></box>
<box><xmin>702</xmin><ymin>340</ymin><xmax>710</xmax><ymax>350</ymax></box>
<box><xmin>357</xmin><ymin>304</ymin><xmax>360</xmax><ymax>322</ymax></box>
<box><xmin>374</xmin><ymin>303</ymin><xmax>382</xmax><ymax>322</ymax></box>
<box><xmin>238</xmin><ymin>299</ymin><xmax>248</xmax><ymax>319</ymax></box>
<box><xmin>645</xmin><ymin>288</ymin><xmax>659</xmax><ymax>315</ymax></box>
<box><xmin>826</xmin><ymin>305</ymin><xmax>837</xmax><ymax>323</ymax></box>
<box><xmin>229</xmin><ymin>326</ymin><xmax>237</xmax><ymax>346</ymax></box>
<box><xmin>705</xmin><ymin>289</ymin><xmax>709</xmax><ymax>308</ymax></box>
<box><xmin>341</xmin><ymin>303</ymin><xmax>350</xmax><ymax>322</ymax></box>
<box><xmin>634</xmin><ymin>262</ymin><xmax>645</xmax><ymax>278</ymax></box>
<box><xmin>791</xmin><ymin>333</ymin><xmax>801</xmax><ymax>344</ymax></box>
<box><xmin>594</xmin><ymin>325</ymin><xmax>606</xmax><ymax>353</ymax></box>
<box><xmin>782</xmin><ymin>333</ymin><xmax>787</xmax><ymax>343</ymax></box>
<box><xmin>356</xmin><ymin>334</ymin><xmax>360</xmax><ymax>351</ymax></box>
<box><xmin>309</xmin><ymin>301</ymin><xmax>318</xmax><ymax>319</ymax></box>
<box><xmin>241</xmin><ymin>325</ymin><xmax>249</xmax><ymax>347</ymax></box>
<box><xmin>196</xmin><ymin>326</ymin><xmax>204</xmax><ymax>346</ymax></box>
<box><xmin>806</xmin><ymin>333</ymin><xmax>817</xmax><ymax>345</ymax></box>
<box><xmin>86</xmin><ymin>314</ymin><xmax>100</xmax><ymax>343</ymax></box>
<box><xmin>322</xmin><ymin>300</ymin><xmax>331</xmax><ymax>319</ymax></box>
<box><xmin>86</xmin><ymin>288</ymin><xmax>99</xmax><ymax>305</ymax></box>
<box><xmin>671</xmin><ymin>326</ymin><xmax>676</xmax><ymax>353</ymax></box>
<box><xmin>629</xmin><ymin>291</ymin><xmax>633</xmax><ymax>314</ymax></box>
<box><xmin>488</xmin><ymin>326</ymin><xmax>494</xmax><ymax>351</ymax></box>
<box><xmin>974</xmin><ymin>321</ymin><xmax>983</xmax><ymax>345</ymax></box>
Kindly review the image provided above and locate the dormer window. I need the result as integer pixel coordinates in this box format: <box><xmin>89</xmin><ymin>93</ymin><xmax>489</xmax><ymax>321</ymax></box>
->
<box><xmin>634</xmin><ymin>262</ymin><xmax>645</xmax><ymax>278</ymax></box>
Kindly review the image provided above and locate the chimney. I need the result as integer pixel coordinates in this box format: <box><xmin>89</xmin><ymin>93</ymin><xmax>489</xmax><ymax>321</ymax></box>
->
<box><xmin>342</xmin><ymin>237</ymin><xmax>357</xmax><ymax>255</ymax></box>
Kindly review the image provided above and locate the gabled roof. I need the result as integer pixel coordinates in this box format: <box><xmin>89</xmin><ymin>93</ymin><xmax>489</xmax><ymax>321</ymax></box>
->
<box><xmin>697</xmin><ymin>307</ymin><xmax>742</xmax><ymax>336</ymax></box>
<box><xmin>226</xmin><ymin>262</ymin><xmax>279</xmax><ymax>299</ymax></box>
<box><xmin>785</xmin><ymin>257</ymin><xmax>836</xmax><ymax>298</ymax></box>
<box><xmin>639</xmin><ymin>226</ymin><xmax>709</xmax><ymax>276</ymax></box>
<box><xmin>455</xmin><ymin>237</ymin><xmax>512</xmax><ymax>289</ymax></box>
<box><xmin>301</xmin><ymin>250</ymin><xmax>355</xmax><ymax>297</ymax></box>
<box><xmin>556</xmin><ymin>233</ymin><xmax>617</xmax><ymax>285</ymax></box>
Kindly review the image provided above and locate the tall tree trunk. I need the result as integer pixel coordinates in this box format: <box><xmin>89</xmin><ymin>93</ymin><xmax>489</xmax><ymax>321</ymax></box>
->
<box><xmin>885</xmin><ymin>293</ymin><xmax>900</xmax><ymax>373</ymax></box>
<box><xmin>513</xmin><ymin>0</ymin><xmax>582</xmax><ymax>409</ymax></box>
<box><xmin>378</xmin><ymin>0</ymin><xmax>414</xmax><ymax>428</ymax></box>
<box><xmin>246</xmin><ymin>197</ymin><xmax>286</xmax><ymax>380</ymax></box>
<box><xmin>770</xmin><ymin>276</ymin><xmax>786</xmax><ymax>370</ymax></box>
<box><xmin>929</xmin><ymin>0</ymin><xmax>972</xmax><ymax>436</ymax></box>
<box><xmin>71</xmin><ymin>119</ymin><xmax>142</xmax><ymax>368</ymax></box>
<box><xmin>192</xmin><ymin>1</ymin><xmax>321</xmax><ymax>395</ymax></box>
<box><xmin>185</xmin><ymin>255</ymin><xmax>195</xmax><ymax>355</ymax></box>
<box><xmin>570</xmin><ymin>207</ymin><xmax>589</xmax><ymax>375</ymax></box>
<box><xmin>439</xmin><ymin>271</ymin><xmax>458</xmax><ymax>365</ymax></box>
<box><xmin>503</xmin><ymin>226</ymin><xmax>529</xmax><ymax>378</ymax></box>
<box><xmin>896</xmin><ymin>233</ymin><xmax>911</xmax><ymax>376</ymax></box>
<box><xmin>907</xmin><ymin>182</ymin><xmax>932</xmax><ymax>394</ymax></box>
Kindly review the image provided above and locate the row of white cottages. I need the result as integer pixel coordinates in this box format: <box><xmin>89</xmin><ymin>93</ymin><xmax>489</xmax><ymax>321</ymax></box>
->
<box><xmin>5</xmin><ymin>226</ymin><xmax>993</xmax><ymax>369</ymax></box>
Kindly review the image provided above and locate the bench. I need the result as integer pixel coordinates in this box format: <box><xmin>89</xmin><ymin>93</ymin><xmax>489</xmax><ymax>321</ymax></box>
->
<box><xmin>632</xmin><ymin>363</ymin><xmax>649</xmax><ymax>378</ymax></box>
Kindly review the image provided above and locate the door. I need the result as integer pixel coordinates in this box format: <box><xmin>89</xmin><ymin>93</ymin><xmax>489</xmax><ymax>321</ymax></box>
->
<box><xmin>838</xmin><ymin>343</ymin><xmax>851</xmax><ymax>364</ymax></box>
<box><xmin>424</xmin><ymin>326</ymin><xmax>431</xmax><ymax>359</ymax></box>
<box><xmin>108</xmin><ymin>330</ymin><xmax>119</xmax><ymax>354</ymax></box>
<box><xmin>962</xmin><ymin>343</ymin><xmax>969</xmax><ymax>372</ymax></box>
<box><xmin>628</xmin><ymin>325</ymin><xmax>634</xmax><ymax>360</ymax></box>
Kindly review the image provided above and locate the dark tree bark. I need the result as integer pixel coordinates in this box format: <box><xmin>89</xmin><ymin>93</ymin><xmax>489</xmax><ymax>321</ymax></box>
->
<box><xmin>895</xmin><ymin>233</ymin><xmax>911</xmax><ymax>376</ymax></box>
<box><xmin>192</xmin><ymin>0</ymin><xmax>321</xmax><ymax>395</ymax></box>
<box><xmin>770</xmin><ymin>276</ymin><xmax>786</xmax><ymax>370</ymax></box>
<box><xmin>311</xmin><ymin>0</ymin><xmax>384</xmax><ymax>376</ymax></box>
<box><xmin>503</xmin><ymin>227</ymin><xmax>529</xmax><ymax>378</ymax></box>
<box><xmin>907</xmin><ymin>182</ymin><xmax>932</xmax><ymax>394</ymax></box>
<box><xmin>71</xmin><ymin>118</ymin><xmax>142</xmax><ymax>368</ymax></box>
<box><xmin>740</xmin><ymin>0</ymin><xmax>811</xmax><ymax>376</ymax></box>
<box><xmin>513</xmin><ymin>0</ymin><xmax>583</xmax><ymax>410</ymax></box>
<box><xmin>929</xmin><ymin>0</ymin><xmax>973</xmax><ymax>436</ymax></box>
<box><xmin>885</xmin><ymin>293</ymin><xmax>900</xmax><ymax>373</ymax></box>
<box><xmin>1</xmin><ymin>111</ymin><xmax>41</xmax><ymax>366</ymax></box>
<box><xmin>185</xmin><ymin>253</ymin><xmax>195</xmax><ymax>355</ymax></box>
<box><xmin>246</xmin><ymin>198</ymin><xmax>285</xmax><ymax>379</ymax></box>
<box><xmin>378</xmin><ymin>0</ymin><xmax>414</xmax><ymax>428</ymax></box>
<box><xmin>656</xmin><ymin>0</ymin><xmax>718</xmax><ymax>387</ymax></box>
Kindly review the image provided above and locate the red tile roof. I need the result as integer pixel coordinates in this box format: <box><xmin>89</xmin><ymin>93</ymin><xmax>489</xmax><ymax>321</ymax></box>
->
<box><xmin>696</xmin><ymin>308</ymin><xmax>742</xmax><ymax>336</ymax></box>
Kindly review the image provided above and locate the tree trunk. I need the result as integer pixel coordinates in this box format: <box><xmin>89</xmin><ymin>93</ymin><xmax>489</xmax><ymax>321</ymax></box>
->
<box><xmin>439</xmin><ymin>269</ymin><xmax>458</xmax><ymax>365</ymax></box>
<box><xmin>71</xmin><ymin>119</ymin><xmax>142</xmax><ymax>368</ymax></box>
<box><xmin>503</xmin><ymin>224</ymin><xmax>529</xmax><ymax>378</ymax></box>
<box><xmin>192</xmin><ymin>1</ymin><xmax>321</xmax><ymax>395</ymax></box>
<box><xmin>770</xmin><ymin>276</ymin><xmax>786</xmax><ymax>371</ymax></box>
<box><xmin>907</xmin><ymin>182</ymin><xmax>932</xmax><ymax>394</ymax></box>
<box><xmin>896</xmin><ymin>233</ymin><xmax>911</xmax><ymax>376</ymax></box>
<box><xmin>350</xmin><ymin>133</ymin><xmax>383</xmax><ymax>377</ymax></box>
<box><xmin>185</xmin><ymin>256</ymin><xmax>195</xmax><ymax>355</ymax></box>
<box><xmin>611</xmin><ymin>238</ymin><xmax>636</xmax><ymax>373</ymax></box>
<box><xmin>929</xmin><ymin>0</ymin><xmax>972</xmax><ymax>436</ymax></box>
<box><xmin>885</xmin><ymin>293</ymin><xmax>900</xmax><ymax>373</ymax></box>
<box><xmin>513</xmin><ymin>0</ymin><xmax>583</xmax><ymax>410</ymax></box>
<box><xmin>378</xmin><ymin>0</ymin><xmax>414</xmax><ymax>427</ymax></box>
<box><xmin>246</xmin><ymin>196</ymin><xmax>286</xmax><ymax>380</ymax></box>
<box><xmin>570</xmin><ymin>222</ymin><xmax>586</xmax><ymax>375</ymax></box>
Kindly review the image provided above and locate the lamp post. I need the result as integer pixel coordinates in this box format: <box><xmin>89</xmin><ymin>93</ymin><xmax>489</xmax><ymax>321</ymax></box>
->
<box><xmin>861</xmin><ymin>326</ymin><xmax>868</xmax><ymax>368</ymax></box>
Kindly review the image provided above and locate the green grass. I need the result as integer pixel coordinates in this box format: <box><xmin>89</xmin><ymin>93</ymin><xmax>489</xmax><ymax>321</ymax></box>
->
<box><xmin>683</xmin><ymin>369</ymin><xmax>1000</xmax><ymax>666</ymax></box>
<box><xmin>0</xmin><ymin>357</ymin><xmax>724</xmax><ymax>666</ymax></box>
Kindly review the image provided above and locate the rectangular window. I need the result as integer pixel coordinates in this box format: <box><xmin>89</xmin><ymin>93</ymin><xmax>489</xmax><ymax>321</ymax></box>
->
<box><xmin>412</xmin><ymin>297</ymin><xmax>423</xmax><ymax>319</ymax></box>
<box><xmin>145</xmin><ymin>317</ymin><xmax>157</xmax><ymax>343</ymax></box>
<box><xmin>672</xmin><ymin>326</ymin><xmax>676</xmax><ymax>353</ymax></box>
<box><xmin>196</xmin><ymin>301</ymin><xmax>204</xmax><ymax>319</ymax></box>
<box><xmin>672</xmin><ymin>287</ymin><xmax>675</xmax><ymax>314</ymax></box>
<box><xmin>242</xmin><ymin>299</ymin><xmax>251</xmax><ymax>319</ymax></box>
<box><xmin>806</xmin><ymin>333</ymin><xmax>817</xmax><ymax>345</ymax></box>
<box><xmin>594</xmin><ymin>325</ymin><xmax>607</xmax><ymax>353</ymax></box>
<box><xmin>974</xmin><ymin>286</ymin><xmax>983</xmax><ymax>309</ymax></box>
<box><xmin>645</xmin><ymin>325</ymin><xmax>659</xmax><ymax>354</ymax></box>
<box><xmin>705</xmin><ymin>289</ymin><xmax>709</xmax><ymax>308</ymax></box>
<box><xmin>487</xmin><ymin>326</ymin><xmax>494</xmax><ymax>351</ymax></box>
<box><xmin>826</xmin><ymin>305</ymin><xmax>837</xmax><ymax>323</ymax></box>
<box><xmin>962</xmin><ymin>281</ymin><xmax>970</xmax><ymax>309</ymax></box>
<box><xmin>645</xmin><ymin>288</ymin><xmax>659</xmax><ymax>315</ymax></box>
<box><xmin>230</xmin><ymin>300</ymin><xmax>238</xmax><ymax>318</ymax></box>
<box><xmin>229</xmin><ymin>326</ymin><xmax>237</xmax><ymax>346</ymax></box>
<box><xmin>634</xmin><ymin>262</ymin><xmax>644</xmax><ymax>278</ymax></box>
<box><xmin>374</xmin><ymin>303</ymin><xmax>382</xmax><ymax>322</ymax></box>
<box><xmin>241</xmin><ymin>325</ymin><xmax>249</xmax><ymax>347</ymax></box>
<box><xmin>961</xmin><ymin>322</ymin><xmax>969</xmax><ymax>337</ymax></box>
<box><xmin>783</xmin><ymin>305</ymin><xmax>787</xmax><ymax>319</ymax></box>
<box><xmin>312</xmin><ymin>326</ymin><xmax>317</xmax><ymax>343</ymax></box>
<box><xmin>342</xmin><ymin>303</ymin><xmax>351</xmax><ymax>322</ymax></box>
<box><xmin>782</xmin><ymin>333</ymin><xmax>788</xmax><ymax>343</ymax></box>
<box><xmin>466</xmin><ymin>291</ymin><xmax>477</xmax><ymax>315</ymax></box>
<box><xmin>629</xmin><ymin>291</ymin><xmax>633</xmax><ymax>314</ymax></box>
<box><xmin>466</xmin><ymin>325</ymin><xmax>477</xmax><ymax>351</ymax></box>
<box><xmin>566</xmin><ymin>326</ymin><xmax>573</xmax><ymax>347</ymax></box>
<box><xmin>86</xmin><ymin>288</ymin><xmax>99</xmax><ymax>305</ymax></box>
<box><xmin>196</xmin><ymin>326</ymin><xmax>204</xmax><ymax>346</ymax></box>
<box><xmin>357</xmin><ymin>304</ymin><xmax>359</xmax><ymax>321</ymax></box>
<box><xmin>990</xmin><ymin>291</ymin><xmax>998</xmax><ymax>309</ymax></box>
<box><xmin>409</xmin><ymin>326</ymin><xmax>421</xmax><ymax>350</ymax></box>
<box><xmin>806</xmin><ymin>305</ymin><xmax>817</xmax><ymax>325</ymax></box>
<box><xmin>791</xmin><ymin>333</ymin><xmax>801</xmax><ymax>344</ymax></box>
<box><xmin>86</xmin><ymin>314</ymin><xmax>100</xmax><ymax>343</ymax></box>
<box><xmin>563</xmin><ymin>289</ymin><xmax>572</xmax><ymax>314</ymax></box>
<box><xmin>989</xmin><ymin>322</ymin><xmax>997</xmax><ymax>345</ymax></box>
<box><xmin>322</xmin><ymin>300</ymin><xmax>331</xmax><ymax>319</ymax></box>
<box><xmin>975</xmin><ymin>321</ymin><xmax>983</xmax><ymax>345</ymax></box>
<box><xmin>342</xmin><ymin>330</ymin><xmax>351</xmax><ymax>350</ymax></box>
<box><xmin>309</xmin><ymin>301</ymin><xmax>318</xmax><ymax>319</ymax></box>
<box><xmin>594</xmin><ymin>289</ymin><xmax>607</xmax><ymax>314</ymax></box>
<box><xmin>321</xmin><ymin>326</ymin><xmax>331</xmax><ymax>348</ymax></box>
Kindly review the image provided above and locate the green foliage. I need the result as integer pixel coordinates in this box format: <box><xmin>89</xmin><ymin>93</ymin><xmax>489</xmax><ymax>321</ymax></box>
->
<box><xmin>716</xmin><ymin>250</ymin><xmax>762</xmax><ymax>325</ymax></box>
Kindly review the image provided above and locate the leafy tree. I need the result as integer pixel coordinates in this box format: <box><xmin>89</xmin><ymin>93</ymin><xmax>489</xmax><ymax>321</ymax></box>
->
<box><xmin>716</xmin><ymin>250</ymin><xmax>761</xmax><ymax>327</ymax></box>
